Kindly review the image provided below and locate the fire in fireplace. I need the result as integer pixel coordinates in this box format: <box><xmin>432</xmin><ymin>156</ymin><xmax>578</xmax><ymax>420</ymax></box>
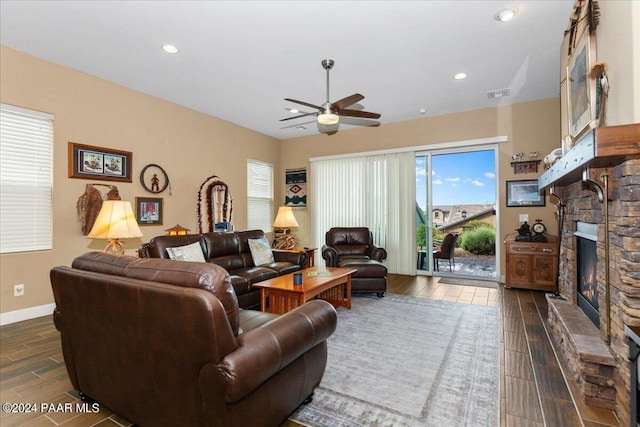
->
<box><xmin>575</xmin><ymin>222</ymin><xmax>599</xmax><ymax>327</ymax></box>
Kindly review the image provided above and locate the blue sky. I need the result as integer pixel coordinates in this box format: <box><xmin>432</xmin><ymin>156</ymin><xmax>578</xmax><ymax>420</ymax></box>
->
<box><xmin>416</xmin><ymin>150</ymin><xmax>496</xmax><ymax>210</ymax></box>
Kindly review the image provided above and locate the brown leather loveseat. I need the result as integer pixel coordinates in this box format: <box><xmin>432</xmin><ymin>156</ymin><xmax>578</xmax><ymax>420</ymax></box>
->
<box><xmin>50</xmin><ymin>252</ymin><xmax>337</xmax><ymax>427</ymax></box>
<box><xmin>138</xmin><ymin>229</ymin><xmax>307</xmax><ymax>310</ymax></box>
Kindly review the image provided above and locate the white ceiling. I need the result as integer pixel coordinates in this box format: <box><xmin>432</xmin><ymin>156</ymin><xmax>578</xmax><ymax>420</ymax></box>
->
<box><xmin>0</xmin><ymin>1</ymin><xmax>574</xmax><ymax>140</ymax></box>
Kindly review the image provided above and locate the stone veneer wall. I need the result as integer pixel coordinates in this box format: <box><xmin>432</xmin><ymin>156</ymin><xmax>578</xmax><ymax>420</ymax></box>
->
<box><xmin>553</xmin><ymin>158</ymin><xmax>640</xmax><ymax>424</ymax></box>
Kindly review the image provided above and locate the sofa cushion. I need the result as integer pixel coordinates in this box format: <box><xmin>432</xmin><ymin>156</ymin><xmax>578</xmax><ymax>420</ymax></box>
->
<box><xmin>230</xmin><ymin>266</ymin><xmax>278</xmax><ymax>284</ymax></box>
<box><xmin>146</xmin><ymin>234</ymin><xmax>203</xmax><ymax>259</ymax></box>
<box><xmin>248</xmin><ymin>237</ymin><xmax>274</xmax><ymax>266</ymax></box>
<box><xmin>166</xmin><ymin>241</ymin><xmax>206</xmax><ymax>263</ymax></box>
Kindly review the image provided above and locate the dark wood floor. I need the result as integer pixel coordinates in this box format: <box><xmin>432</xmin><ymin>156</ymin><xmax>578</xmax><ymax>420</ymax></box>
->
<box><xmin>1</xmin><ymin>274</ymin><xmax>622</xmax><ymax>426</ymax></box>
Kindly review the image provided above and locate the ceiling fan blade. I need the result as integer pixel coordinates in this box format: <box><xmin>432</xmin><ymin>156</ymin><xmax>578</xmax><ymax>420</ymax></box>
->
<box><xmin>339</xmin><ymin>109</ymin><xmax>381</xmax><ymax>120</ymax></box>
<box><xmin>279</xmin><ymin>112</ymin><xmax>317</xmax><ymax>122</ymax></box>
<box><xmin>280</xmin><ymin>119</ymin><xmax>317</xmax><ymax>130</ymax></box>
<box><xmin>284</xmin><ymin>98</ymin><xmax>322</xmax><ymax>111</ymax></box>
<box><xmin>340</xmin><ymin>117</ymin><xmax>381</xmax><ymax>127</ymax></box>
<box><xmin>332</xmin><ymin>93</ymin><xmax>364</xmax><ymax>110</ymax></box>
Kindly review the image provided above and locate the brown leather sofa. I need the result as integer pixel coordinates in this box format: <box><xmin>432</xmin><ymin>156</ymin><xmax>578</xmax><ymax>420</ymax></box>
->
<box><xmin>322</xmin><ymin>227</ymin><xmax>388</xmax><ymax>297</ymax></box>
<box><xmin>138</xmin><ymin>229</ymin><xmax>306</xmax><ymax>310</ymax></box>
<box><xmin>50</xmin><ymin>252</ymin><xmax>336</xmax><ymax>427</ymax></box>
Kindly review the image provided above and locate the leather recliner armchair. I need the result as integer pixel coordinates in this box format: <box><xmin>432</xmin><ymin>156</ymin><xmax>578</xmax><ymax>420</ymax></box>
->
<box><xmin>322</xmin><ymin>227</ymin><xmax>387</xmax><ymax>297</ymax></box>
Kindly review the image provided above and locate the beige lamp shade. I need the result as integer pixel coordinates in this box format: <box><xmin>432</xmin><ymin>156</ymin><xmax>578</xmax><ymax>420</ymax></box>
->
<box><xmin>272</xmin><ymin>206</ymin><xmax>298</xmax><ymax>250</ymax></box>
<box><xmin>273</xmin><ymin>206</ymin><xmax>299</xmax><ymax>228</ymax></box>
<box><xmin>87</xmin><ymin>200</ymin><xmax>143</xmax><ymax>254</ymax></box>
<box><xmin>317</xmin><ymin>113</ymin><xmax>339</xmax><ymax>125</ymax></box>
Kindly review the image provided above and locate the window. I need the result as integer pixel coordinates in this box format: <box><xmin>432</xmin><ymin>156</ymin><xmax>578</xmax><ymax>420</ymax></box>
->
<box><xmin>247</xmin><ymin>159</ymin><xmax>273</xmax><ymax>232</ymax></box>
<box><xmin>0</xmin><ymin>104</ymin><xmax>54</xmax><ymax>253</ymax></box>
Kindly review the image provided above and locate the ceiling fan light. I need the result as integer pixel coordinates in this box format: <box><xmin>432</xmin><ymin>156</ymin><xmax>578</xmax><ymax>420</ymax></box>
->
<box><xmin>318</xmin><ymin>113</ymin><xmax>339</xmax><ymax>125</ymax></box>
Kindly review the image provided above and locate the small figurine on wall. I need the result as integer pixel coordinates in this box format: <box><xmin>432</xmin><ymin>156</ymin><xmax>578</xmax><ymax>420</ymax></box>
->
<box><xmin>151</xmin><ymin>174</ymin><xmax>160</xmax><ymax>192</ymax></box>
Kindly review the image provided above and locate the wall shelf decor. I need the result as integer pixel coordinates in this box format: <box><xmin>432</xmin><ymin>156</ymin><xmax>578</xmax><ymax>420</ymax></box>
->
<box><xmin>510</xmin><ymin>160</ymin><xmax>542</xmax><ymax>174</ymax></box>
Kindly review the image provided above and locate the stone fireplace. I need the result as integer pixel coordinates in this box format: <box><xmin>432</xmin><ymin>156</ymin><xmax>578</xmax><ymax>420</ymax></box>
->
<box><xmin>538</xmin><ymin>125</ymin><xmax>640</xmax><ymax>424</ymax></box>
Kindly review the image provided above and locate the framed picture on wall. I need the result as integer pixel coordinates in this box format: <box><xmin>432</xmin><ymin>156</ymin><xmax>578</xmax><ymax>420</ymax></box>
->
<box><xmin>567</xmin><ymin>30</ymin><xmax>595</xmax><ymax>139</ymax></box>
<box><xmin>68</xmin><ymin>142</ymin><xmax>132</xmax><ymax>182</ymax></box>
<box><xmin>506</xmin><ymin>180</ymin><xmax>545</xmax><ymax>207</ymax></box>
<box><xmin>135</xmin><ymin>197</ymin><xmax>163</xmax><ymax>225</ymax></box>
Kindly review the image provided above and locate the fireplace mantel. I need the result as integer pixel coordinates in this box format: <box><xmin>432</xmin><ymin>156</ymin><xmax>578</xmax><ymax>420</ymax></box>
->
<box><xmin>538</xmin><ymin>123</ymin><xmax>640</xmax><ymax>190</ymax></box>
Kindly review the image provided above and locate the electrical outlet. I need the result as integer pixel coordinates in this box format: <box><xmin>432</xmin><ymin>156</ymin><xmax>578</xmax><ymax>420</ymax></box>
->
<box><xmin>519</xmin><ymin>214</ymin><xmax>529</xmax><ymax>223</ymax></box>
<box><xmin>14</xmin><ymin>284</ymin><xmax>24</xmax><ymax>297</ymax></box>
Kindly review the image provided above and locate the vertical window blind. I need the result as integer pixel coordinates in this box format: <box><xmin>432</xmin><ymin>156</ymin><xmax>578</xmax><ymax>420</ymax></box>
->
<box><xmin>0</xmin><ymin>104</ymin><xmax>54</xmax><ymax>254</ymax></box>
<box><xmin>311</xmin><ymin>152</ymin><xmax>416</xmax><ymax>274</ymax></box>
<box><xmin>247</xmin><ymin>159</ymin><xmax>273</xmax><ymax>232</ymax></box>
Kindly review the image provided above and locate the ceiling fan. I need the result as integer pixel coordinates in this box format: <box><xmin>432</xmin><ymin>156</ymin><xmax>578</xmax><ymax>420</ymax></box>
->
<box><xmin>280</xmin><ymin>59</ymin><xmax>381</xmax><ymax>133</ymax></box>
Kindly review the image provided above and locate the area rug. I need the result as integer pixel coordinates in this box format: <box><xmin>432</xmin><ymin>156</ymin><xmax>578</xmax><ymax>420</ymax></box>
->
<box><xmin>436</xmin><ymin>276</ymin><xmax>499</xmax><ymax>288</ymax></box>
<box><xmin>289</xmin><ymin>294</ymin><xmax>500</xmax><ymax>427</ymax></box>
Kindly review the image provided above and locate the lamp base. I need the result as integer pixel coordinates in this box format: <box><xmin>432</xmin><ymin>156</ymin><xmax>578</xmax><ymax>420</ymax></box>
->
<box><xmin>104</xmin><ymin>239</ymin><xmax>125</xmax><ymax>255</ymax></box>
<box><xmin>273</xmin><ymin>228</ymin><xmax>296</xmax><ymax>250</ymax></box>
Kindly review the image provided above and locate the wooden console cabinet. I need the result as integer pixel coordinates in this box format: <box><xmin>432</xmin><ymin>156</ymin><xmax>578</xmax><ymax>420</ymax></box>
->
<box><xmin>505</xmin><ymin>234</ymin><xmax>558</xmax><ymax>291</ymax></box>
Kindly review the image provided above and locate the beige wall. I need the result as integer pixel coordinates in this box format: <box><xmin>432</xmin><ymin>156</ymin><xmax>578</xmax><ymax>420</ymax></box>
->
<box><xmin>597</xmin><ymin>0</ymin><xmax>640</xmax><ymax>124</ymax></box>
<box><xmin>0</xmin><ymin>44</ymin><xmax>563</xmax><ymax>317</ymax></box>
<box><xmin>0</xmin><ymin>46</ymin><xmax>281</xmax><ymax>315</ymax></box>
<box><xmin>279</xmin><ymin>99</ymin><xmax>562</xmax><ymax>277</ymax></box>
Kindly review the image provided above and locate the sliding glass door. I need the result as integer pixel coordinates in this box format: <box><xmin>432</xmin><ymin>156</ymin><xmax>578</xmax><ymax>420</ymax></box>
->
<box><xmin>416</xmin><ymin>148</ymin><xmax>497</xmax><ymax>279</ymax></box>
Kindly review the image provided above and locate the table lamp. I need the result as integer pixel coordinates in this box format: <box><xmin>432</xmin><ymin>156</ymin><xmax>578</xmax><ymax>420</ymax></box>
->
<box><xmin>87</xmin><ymin>200</ymin><xmax>143</xmax><ymax>255</ymax></box>
<box><xmin>272</xmin><ymin>206</ymin><xmax>298</xmax><ymax>250</ymax></box>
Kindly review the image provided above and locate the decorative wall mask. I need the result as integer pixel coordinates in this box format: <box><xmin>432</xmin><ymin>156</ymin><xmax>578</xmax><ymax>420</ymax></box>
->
<box><xmin>76</xmin><ymin>183</ymin><xmax>121</xmax><ymax>235</ymax></box>
<box><xmin>197</xmin><ymin>175</ymin><xmax>233</xmax><ymax>233</ymax></box>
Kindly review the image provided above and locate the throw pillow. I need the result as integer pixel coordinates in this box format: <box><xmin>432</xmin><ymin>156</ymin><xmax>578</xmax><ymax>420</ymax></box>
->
<box><xmin>248</xmin><ymin>237</ymin><xmax>274</xmax><ymax>266</ymax></box>
<box><xmin>166</xmin><ymin>241</ymin><xmax>206</xmax><ymax>263</ymax></box>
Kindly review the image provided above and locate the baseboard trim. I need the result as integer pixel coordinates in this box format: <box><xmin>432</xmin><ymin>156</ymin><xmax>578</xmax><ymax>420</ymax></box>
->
<box><xmin>1</xmin><ymin>303</ymin><xmax>55</xmax><ymax>326</ymax></box>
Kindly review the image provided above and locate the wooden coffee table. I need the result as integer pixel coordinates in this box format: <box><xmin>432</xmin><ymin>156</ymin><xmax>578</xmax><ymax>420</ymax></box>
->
<box><xmin>253</xmin><ymin>267</ymin><xmax>356</xmax><ymax>314</ymax></box>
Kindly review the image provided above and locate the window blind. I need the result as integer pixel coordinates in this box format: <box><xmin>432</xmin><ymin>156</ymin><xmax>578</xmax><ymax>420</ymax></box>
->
<box><xmin>247</xmin><ymin>159</ymin><xmax>273</xmax><ymax>232</ymax></box>
<box><xmin>0</xmin><ymin>104</ymin><xmax>53</xmax><ymax>254</ymax></box>
<box><xmin>311</xmin><ymin>152</ymin><xmax>416</xmax><ymax>274</ymax></box>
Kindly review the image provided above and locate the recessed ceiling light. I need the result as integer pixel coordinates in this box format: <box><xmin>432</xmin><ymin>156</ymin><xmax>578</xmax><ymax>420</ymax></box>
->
<box><xmin>289</xmin><ymin>108</ymin><xmax>299</xmax><ymax>114</ymax></box>
<box><xmin>162</xmin><ymin>44</ymin><xmax>179</xmax><ymax>54</ymax></box>
<box><xmin>495</xmin><ymin>8</ymin><xmax>518</xmax><ymax>23</ymax></box>
<box><xmin>419</xmin><ymin>108</ymin><xmax>427</xmax><ymax>114</ymax></box>
<box><xmin>454</xmin><ymin>73</ymin><xmax>468</xmax><ymax>80</ymax></box>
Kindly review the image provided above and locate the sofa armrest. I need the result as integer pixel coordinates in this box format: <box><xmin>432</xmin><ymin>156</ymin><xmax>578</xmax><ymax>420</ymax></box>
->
<box><xmin>272</xmin><ymin>249</ymin><xmax>307</xmax><ymax>267</ymax></box>
<box><xmin>138</xmin><ymin>243</ymin><xmax>151</xmax><ymax>258</ymax></box>
<box><xmin>217</xmin><ymin>300</ymin><xmax>337</xmax><ymax>402</ymax></box>
<box><xmin>321</xmin><ymin>245</ymin><xmax>339</xmax><ymax>267</ymax></box>
<box><xmin>367</xmin><ymin>245</ymin><xmax>388</xmax><ymax>262</ymax></box>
